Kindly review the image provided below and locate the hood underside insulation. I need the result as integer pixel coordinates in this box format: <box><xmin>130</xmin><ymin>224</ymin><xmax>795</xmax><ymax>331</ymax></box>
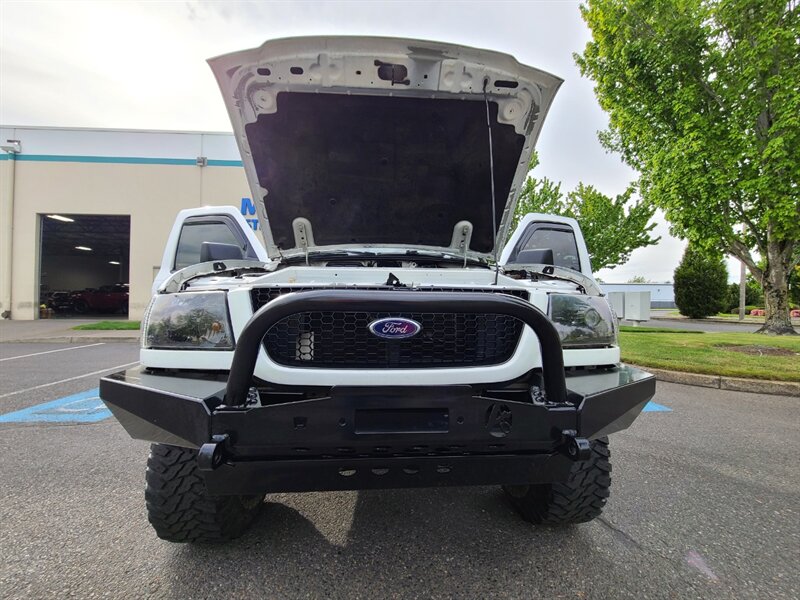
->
<box><xmin>245</xmin><ymin>92</ymin><xmax>525</xmax><ymax>253</ymax></box>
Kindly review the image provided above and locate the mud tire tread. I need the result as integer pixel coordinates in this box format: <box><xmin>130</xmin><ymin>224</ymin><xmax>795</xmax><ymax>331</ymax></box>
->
<box><xmin>504</xmin><ymin>437</ymin><xmax>611</xmax><ymax>525</ymax></box>
<box><xmin>145</xmin><ymin>444</ymin><xmax>263</xmax><ymax>543</ymax></box>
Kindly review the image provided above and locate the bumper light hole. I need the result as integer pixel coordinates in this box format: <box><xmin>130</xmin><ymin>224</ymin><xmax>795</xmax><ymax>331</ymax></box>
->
<box><xmin>436</xmin><ymin>465</ymin><xmax>452</xmax><ymax>474</ymax></box>
<box><xmin>402</xmin><ymin>467</ymin><xmax>419</xmax><ymax>475</ymax></box>
<box><xmin>371</xmin><ymin>468</ymin><xmax>389</xmax><ymax>476</ymax></box>
<box><xmin>338</xmin><ymin>468</ymin><xmax>356</xmax><ymax>477</ymax></box>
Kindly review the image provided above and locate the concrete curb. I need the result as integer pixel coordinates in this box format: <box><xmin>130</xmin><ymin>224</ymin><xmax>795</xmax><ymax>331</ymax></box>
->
<box><xmin>632</xmin><ymin>365</ymin><xmax>800</xmax><ymax>397</ymax></box>
<box><xmin>649</xmin><ymin>315</ymin><xmax>800</xmax><ymax>327</ymax></box>
<box><xmin>2</xmin><ymin>336</ymin><xmax>140</xmax><ymax>344</ymax></box>
<box><xmin>649</xmin><ymin>316</ymin><xmax>760</xmax><ymax>327</ymax></box>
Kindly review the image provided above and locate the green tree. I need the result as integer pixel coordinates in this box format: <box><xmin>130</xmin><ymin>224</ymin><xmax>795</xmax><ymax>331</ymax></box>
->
<box><xmin>674</xmin><ymin>245</ymin><xmax>729</xmax><ymax>318</ymax></box>
<box><xmin>725</xmin><ymin>278</ymin><xmax>763</xmax><ymax>311</ymax></box>
<box><xmin>511</xmin><ymin>158</ymin><xmax>565</xmax><ymax>228</ymax></box>
<box><xmin>513</xmin><ymin>154</ymin><xmax>659</xmax><ymax>272</ymax></box>
<box><xmin>576</xmin><ymin>0</ymin><xmax>799</xmax><ymax>334</ymax></box>
<box><xmin>628</xmin><ymin>275</ymin><xmax>649</xmax><ymax>283</ymax></box>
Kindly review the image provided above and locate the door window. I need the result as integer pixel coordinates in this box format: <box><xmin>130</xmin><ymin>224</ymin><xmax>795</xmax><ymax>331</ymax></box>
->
<box><xmin>174</xmin><ymin>222</ymin><xmax>242</xmax><ymax>270</ymax></box>
<box><xmin>513</xmin><ymin>224</ymin><xmax>581</xmax><ymax>271</ymax></box>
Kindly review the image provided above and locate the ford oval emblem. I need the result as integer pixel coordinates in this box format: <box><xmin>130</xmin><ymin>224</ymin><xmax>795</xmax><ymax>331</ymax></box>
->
<box><xmin>368</xmin><ymin>317</ymin><xmax>422</xmax><ymax>340</ymax></box>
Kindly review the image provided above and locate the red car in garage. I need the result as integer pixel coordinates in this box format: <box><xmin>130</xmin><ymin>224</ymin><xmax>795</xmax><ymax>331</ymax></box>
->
<box><xmin>71</xmin><ymin>284</ymin><xmax>129</xmax><ymax>314</ymax></box>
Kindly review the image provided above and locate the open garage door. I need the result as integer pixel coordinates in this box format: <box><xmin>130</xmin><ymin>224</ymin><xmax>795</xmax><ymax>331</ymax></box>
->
<box><xmin>39</xmin><ymin>214</ymin><xmax>130</xmax><ymax>319</ymax></box>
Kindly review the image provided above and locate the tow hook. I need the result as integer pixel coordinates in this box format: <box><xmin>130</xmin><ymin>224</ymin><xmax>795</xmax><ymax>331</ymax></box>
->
<box><xmin>197</xmin><ymin>434</ymin><xmax>230</xmax><ymax>471</ymax></box>
<box><xmin>559</xmin><ymin>430</ymin><xmax>591</xmax><ymax>462</ymax></box>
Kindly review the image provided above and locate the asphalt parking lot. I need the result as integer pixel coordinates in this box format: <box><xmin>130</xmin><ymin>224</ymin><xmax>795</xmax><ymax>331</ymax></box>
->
<box><xmin>0</xmin><ymin>342</ymin><xmax>798</xmax><ymax>599</ymax></box>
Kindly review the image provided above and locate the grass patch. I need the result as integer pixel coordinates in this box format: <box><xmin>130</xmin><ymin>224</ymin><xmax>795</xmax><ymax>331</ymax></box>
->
<box><xmin>619</xmin><ymin>331</ymin><xmax>800</xmax><ymax>382</ymax></box>
<box><xmin>619</xmin><ymin>325</ymin><xmax>705</xmax><ymax>334</ymax></box>
<box><xmin>73</xmin><ymin>321</ymin><xmax>141</xmax><ymax>331</ymax></box>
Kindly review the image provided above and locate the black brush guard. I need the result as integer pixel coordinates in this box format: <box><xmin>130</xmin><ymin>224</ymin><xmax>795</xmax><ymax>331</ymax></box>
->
<box><xmin>100</xmin><ymin>291</ymin><xmax>656</xmax><ymax>495</ymax></box>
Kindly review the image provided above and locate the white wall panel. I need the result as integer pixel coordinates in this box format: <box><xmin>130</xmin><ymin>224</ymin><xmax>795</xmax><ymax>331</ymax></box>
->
<box><xmin>3</xmin><ymin>126</ymin><xmax>243</xmax><ymax>161</ymax></box>
<box><xmin>200</xmin><ymin>133</ymin><xmax>242</xmax><ymax>162</ymax></box>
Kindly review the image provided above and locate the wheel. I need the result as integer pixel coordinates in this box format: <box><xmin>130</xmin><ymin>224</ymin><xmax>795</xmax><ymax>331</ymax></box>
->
<box><xmin>503</xmin><ymin>437</ymin><xmax>611</xmax><ymax>525</ymax></box>
<box><xmin>72</xmin><ymin>299</ymin><xmax>89</xmax><ymax>313</ymax></box>
<box><xmin>145</xmin><ymin>444</ymin><xmax>264</xmax><ymax>543</ymax></box>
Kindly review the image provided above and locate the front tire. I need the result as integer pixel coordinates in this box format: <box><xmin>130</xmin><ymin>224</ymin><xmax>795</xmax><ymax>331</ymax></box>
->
<box><xmin>145</xmin><ymin>444</ymin><xmax>264</xmax><ymax>543</ymax></box>
<box><xmin>503</xmin><ymin>437</ymin><xmax>611</xmax><ymax>525</ymax></box>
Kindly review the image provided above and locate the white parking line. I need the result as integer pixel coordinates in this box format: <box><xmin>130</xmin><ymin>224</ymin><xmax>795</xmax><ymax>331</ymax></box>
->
<box><xmin>0</xmin><ymin>342</ymin><xmax>106</xmax><ymax>362</ymax></box>
<box><xmin>0</xmin><ymin>361</ymin><xmax>140</xmax><ymax>400</ymax></box>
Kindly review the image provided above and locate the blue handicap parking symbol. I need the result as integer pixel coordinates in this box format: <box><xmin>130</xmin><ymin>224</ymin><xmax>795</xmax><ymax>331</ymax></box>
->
<box><xmin>0</xmin><ymin>388</ymin><xmax>112</xmax><ymax>423</ymax></box>
<box><xmin>642</xmin><ymin>401</ymin><xmax>672</xmax><ymax>412</ymax></box>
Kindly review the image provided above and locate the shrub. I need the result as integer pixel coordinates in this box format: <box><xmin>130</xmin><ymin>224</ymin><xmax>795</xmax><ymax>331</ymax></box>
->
<box><xmin>674</xmin><ymin>245</ymin><xmax>729</xmax><ymax>319</ymax></box>
<box><xmin>730</xmin><ymin>305</ymin><xmax>762</xmax><ymax>315</ymax></box>
<box><xmin>725</xmin><ymin>280</ymin><xmax>764</xmax><ymax>312</ymax></box>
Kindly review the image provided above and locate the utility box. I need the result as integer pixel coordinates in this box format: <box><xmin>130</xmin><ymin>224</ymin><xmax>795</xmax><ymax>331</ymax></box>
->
<box><xmin>625</xmin><ymin>291</ymin><xmax>651</xmax><ymax>322</ymax></box>
<box><xmin>607</xmin><ymin>292</ymin><xmax>625</xmax><ymax>320</ymax></box>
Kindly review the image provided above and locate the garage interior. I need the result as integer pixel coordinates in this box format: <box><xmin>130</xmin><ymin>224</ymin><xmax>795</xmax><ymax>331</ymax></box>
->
<box><xmin>38</xmin><ymin>214</ymin><xmax>131</xmax><ymax>318</ymax></box>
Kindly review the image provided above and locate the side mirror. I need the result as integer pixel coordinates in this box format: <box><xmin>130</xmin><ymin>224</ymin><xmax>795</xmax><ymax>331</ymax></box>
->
<box><xmin>200</xmin><ymin>242</ymin><xmax>244</xmax><ymax>262</ymax></box>
<box><xmin>514</xmin><ymin>248</ymin><xmax>554</xmax><ymax>265</ymax></box>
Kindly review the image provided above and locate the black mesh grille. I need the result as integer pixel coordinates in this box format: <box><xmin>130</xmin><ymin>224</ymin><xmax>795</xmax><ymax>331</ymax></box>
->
<box><xmin>251</xmin><ymin>287</ymin><xmax>527</xmax><ymax>369</ymax></box>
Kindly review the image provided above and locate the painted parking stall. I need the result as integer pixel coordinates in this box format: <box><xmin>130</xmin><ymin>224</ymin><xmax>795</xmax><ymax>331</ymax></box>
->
<box><xmin>0</xmin><ymin>341</ymin><xmax>140</xmax><ymax>420</ymax></box>
<box><xmin>642</xmin><ymin>401</ymin><xmax>671</xmax><ymax>412</ymax></box>
<box><xmin>0</xmin><ymin>388</ymin><xmax>111</xmax><ymax>423</ymax></box>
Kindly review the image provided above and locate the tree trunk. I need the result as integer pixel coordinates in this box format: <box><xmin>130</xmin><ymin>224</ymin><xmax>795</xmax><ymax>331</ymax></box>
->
<box><xmin>755</xmin><ymin>240</ymin><xmax>796</xmax><ymax>335</ymax></box>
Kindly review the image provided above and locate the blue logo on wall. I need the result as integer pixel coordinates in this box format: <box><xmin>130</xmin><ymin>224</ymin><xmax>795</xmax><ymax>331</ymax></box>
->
<box><xmin>240</xmin><ymin>197</ymin><xmax>258</xmax><ymax>231</ymax></box>
<box><xmin>368</xmin><ymin>317</ymin><xmax>422</xmax><ymax>340</ymax></box>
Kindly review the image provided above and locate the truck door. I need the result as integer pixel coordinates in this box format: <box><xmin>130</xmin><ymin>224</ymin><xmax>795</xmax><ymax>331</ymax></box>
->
<box><xmin>152</xmin><ymin>207</ymin><xmax>268</xmax><ymax>293</ymax></box>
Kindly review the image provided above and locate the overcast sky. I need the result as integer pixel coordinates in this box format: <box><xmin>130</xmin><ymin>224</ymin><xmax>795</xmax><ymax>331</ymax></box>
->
<box><xmin>0</xmin><ymin>0</ymin><xmax>742</xmax><ymax>282</ymax></box>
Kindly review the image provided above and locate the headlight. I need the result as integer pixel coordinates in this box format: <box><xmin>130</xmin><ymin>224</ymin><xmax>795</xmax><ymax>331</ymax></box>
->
<box><xmin>548</xmin><ymin>294</ymin><xmax>617</xmax><ymax>349</ymax></box>
<box><xmin>142</xmin><ymin>291</ymin><xmax>234</xmax><ymax>350</ymax></box>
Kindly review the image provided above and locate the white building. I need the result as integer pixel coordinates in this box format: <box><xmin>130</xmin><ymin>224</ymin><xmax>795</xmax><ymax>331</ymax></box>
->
<box><xmin>599</xmin><ymin>282</ymin><xmax>675</xmax><ymax>308</ymax></box>
<box><xmin>0</xmin><ymin>126</ymin><xmax>252</xmax><ymax>320</ymax></box>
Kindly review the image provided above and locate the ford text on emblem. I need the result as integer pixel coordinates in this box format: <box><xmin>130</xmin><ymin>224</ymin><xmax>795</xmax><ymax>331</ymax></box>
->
<box><xmin>368</xmin><ymin>317</ymin><xmax>422</xmax><ymax>339</ymax></box>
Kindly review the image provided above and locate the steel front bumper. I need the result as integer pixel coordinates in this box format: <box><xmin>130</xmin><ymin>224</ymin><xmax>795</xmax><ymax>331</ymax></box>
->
<box><xmin>100</xmin><ymin>291</ymin><xmax>655</xmax><ymax>494</ymax></box>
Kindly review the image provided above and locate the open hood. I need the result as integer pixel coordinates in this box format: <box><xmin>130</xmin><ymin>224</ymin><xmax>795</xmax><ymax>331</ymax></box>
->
<box><xmin>209</xmin><ymin>37</ymin><xmax>562</xmax><ymax>260</ymax></box>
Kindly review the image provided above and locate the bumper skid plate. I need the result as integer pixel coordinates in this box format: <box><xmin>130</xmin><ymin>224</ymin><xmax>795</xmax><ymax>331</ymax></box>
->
<box><xmin>100</xmin><ymin>291</ymin><xmax>655</xmax><ymax>494</ymax></box>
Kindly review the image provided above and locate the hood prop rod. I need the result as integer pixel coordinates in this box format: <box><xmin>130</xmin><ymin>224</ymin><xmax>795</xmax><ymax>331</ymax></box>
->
<box><xmin>483</xmin><ymin>78</ymin><xmax>500</xmax><ymax>285</ymax></box>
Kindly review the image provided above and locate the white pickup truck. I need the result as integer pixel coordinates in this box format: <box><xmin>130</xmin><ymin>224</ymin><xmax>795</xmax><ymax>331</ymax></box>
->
<box><xmin>100</xmin><ymin>36</ymin><xmax>655</xmax><ymax>544</ymax></box>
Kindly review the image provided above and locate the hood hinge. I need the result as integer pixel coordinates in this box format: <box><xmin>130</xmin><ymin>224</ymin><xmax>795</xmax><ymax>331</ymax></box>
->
<box><xmin>450</xmin><ymin>221</ymin><xmax>473</xmax><ymax>267</ymax></box>
<box><xmin>292</xmin><ymin>218</ymin><xmax>315</xmax><ymax>265</ymax></box>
